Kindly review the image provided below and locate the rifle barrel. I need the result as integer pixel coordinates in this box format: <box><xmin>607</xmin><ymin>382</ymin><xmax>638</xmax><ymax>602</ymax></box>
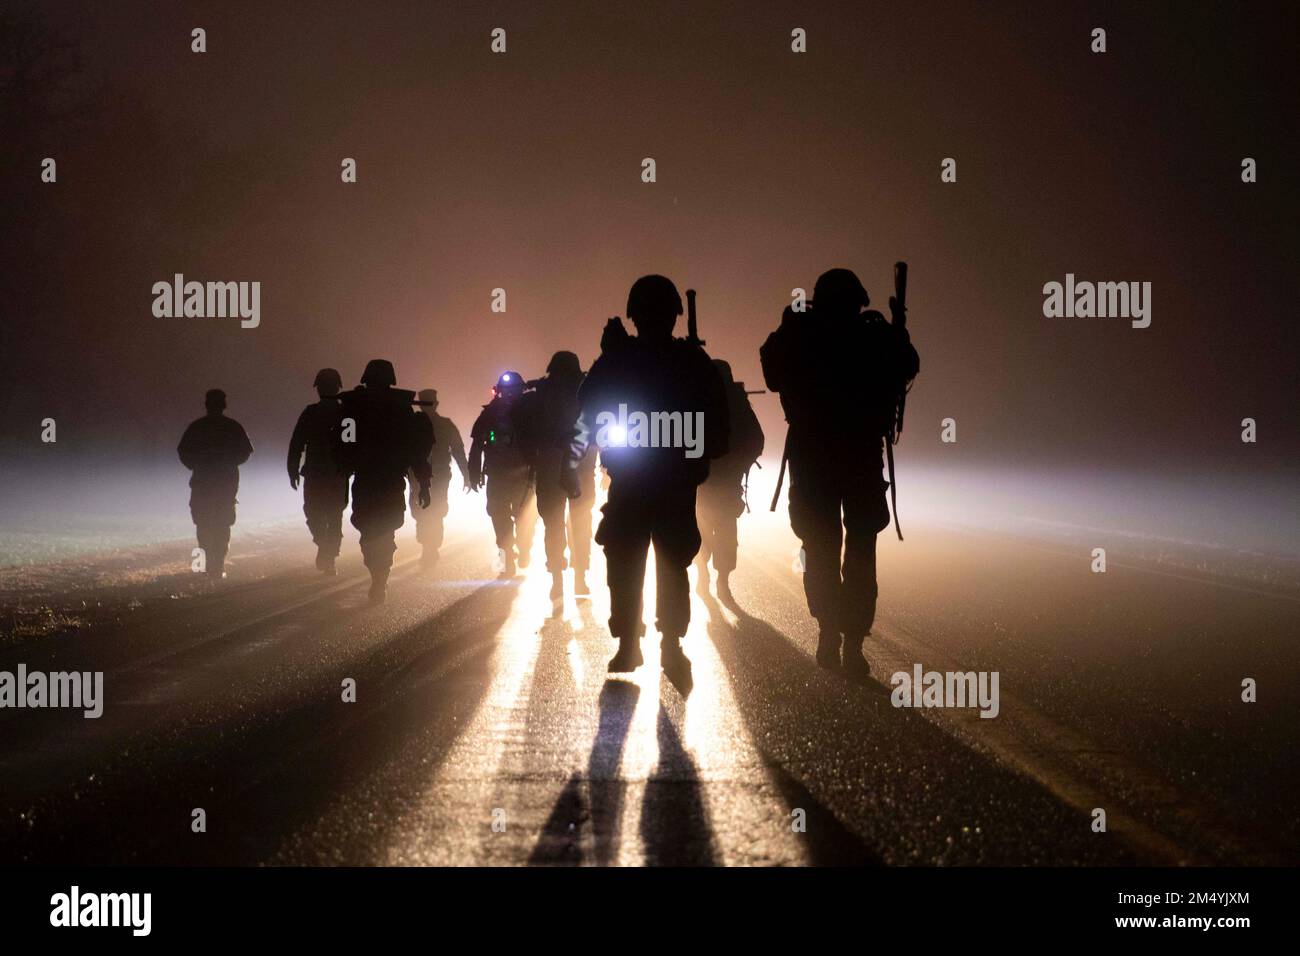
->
<box><xmin>685</xmin><ymin>288</ymin><xmax>703</xmax><ymax>346</ymax></box>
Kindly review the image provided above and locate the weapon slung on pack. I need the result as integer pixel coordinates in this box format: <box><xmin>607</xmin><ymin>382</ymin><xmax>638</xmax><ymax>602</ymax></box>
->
<box><xmin>686</xmin><ymin>289</ymin><xmax>704</xmax><ymax>347</ymax></box>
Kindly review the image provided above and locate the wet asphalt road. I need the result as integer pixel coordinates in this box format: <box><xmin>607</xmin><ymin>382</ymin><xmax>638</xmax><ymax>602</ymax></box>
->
<box><xmin>0</xmin><ymin>519</ymin><xmax>1295</xmax><ymax>866</ymax></box>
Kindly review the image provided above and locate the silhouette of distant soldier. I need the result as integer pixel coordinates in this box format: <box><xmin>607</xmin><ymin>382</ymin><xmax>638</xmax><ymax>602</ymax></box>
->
<box><xmin>518</xmin><ymin>351</ymin><xmax>598</xmax><ymax>601</ymax></box>
<box><xmin>469</xmin><ymin>371</ymin><xmax>537</xmax><ymax>577</ymax></box>
<box><xmin>177</xmin><ymin>388</ymin><xmax>253</xmax><ymax>579</ymax></box>
<box><xmin>694</xmin><ymin>359</ymin><xmax>764</xmax><ymax>603</ymax></box>
<box><xmin>761</xmin><ymin>268</ymin><xmax>919</xmax><ymax>675</ymax></box>
<box><xmin>334</xmin><ymin>359</ymin><xmax>434</xmax><ymax>603</ymax></box>
<box><xmin>565</xmin><ymin>275</ymin><xmax>729</xmax><ymax>675</ymax></box>
<box><xmin>287</xmin><ymin>368</ymin><xmax>348</xmax><ymax>575</ymax></box>
<box><xmin>408</xmin><ymin>388</ymin><xmax>470</xmax><ymax>570</ymax></box>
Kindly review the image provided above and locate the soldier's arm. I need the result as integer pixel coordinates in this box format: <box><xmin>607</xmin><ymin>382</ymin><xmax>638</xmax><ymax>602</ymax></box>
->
<box><xmin>446</xmin><ymin>420</ymin><xmax>470</xmax><ymax>481</ymax></box>
<box><xmin>467</xmin><ymin>414</ymin><xmax>487</xmax><ymax>487</ymax></box>
<box><xmin>560</xmin><ymin>410</ymin><xmax>594</xmax><ymax>498</ymax></box>
<box><xmin>410</xmin><ymin>413</ymin><xmax>434</xmax><ymax>486</ymax></box>
<box><xmin>177</xmin><ymin>423</ymin><xmax>197</xmax><ymax>470</ymax></box>
<box><xmin>568</xmin><ymin>359</ymin><xmax>600</xmax><ymax>461</ymax></box>
<box><xmin>235</xmin><ymin>423</ymin><xmax>253</xmax><ymax>466</ymax></box>
<box><xmin>287</xmin><ymin>408</ymin><xmax>309</xmax><ymax>478</ymax></box>
<box><xmin>759</xmin><ymin>321</ymin><xmax>789</xmax><ymax>393</ymax></box>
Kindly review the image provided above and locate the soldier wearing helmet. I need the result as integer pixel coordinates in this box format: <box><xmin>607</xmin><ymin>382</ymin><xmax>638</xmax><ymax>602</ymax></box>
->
<box><xmin>334</xmin><ymin>359</ymin><xmax>434</xmax><ymax>603</ymax></box>
<box><xmin>287</xmin><ymin>367</ymin><xmax>348</xmax><ymax>574</ymax></box>
<box><xmin>468</xmin><ymin>370</ymin><xmax>537</xmax><ymax>577</ymax></box>
<box><xmin>517</xmin><ymin>350</ymin><xmax>597</xmax><ymax>601</ymax></box>
<box><xmin>694</xmin><ymin>358</ymin><xmax>765</xmax><ymax>604</ymax></box>
<box><xmin>408</xmin><ymin>388</ymin><xmax>470</xmax><ymax>570</ymax></box>
<box><xmin>760</xmin><ymin>268</ymin><xmax>919</xmax><ymax>676</ymax></box>
<box><xmin>177</xmin><ymin>388</ymin><xmax>253</xmax><ymax>579</ymax></box>
<box><xmin>565</xmin><ymin>275</ymin><xmax>729</xmax><ymax>678</ymax></box>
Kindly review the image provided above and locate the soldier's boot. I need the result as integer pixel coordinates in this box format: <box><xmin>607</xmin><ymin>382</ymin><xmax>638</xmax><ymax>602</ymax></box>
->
<box><xmin>660</xmin><ymin>634</ymin><xmax>691</xmax><ymax>680</ymax></box>
<box><xmin>549</xmin><ymin>571</ymin><xmax>564</xmax><ymax>601</ymax></box>
<box><xmin>716</xmin><ymin>570</ymin><xmax>734</xmax><ymax>605</ymax></box>
<box><xmin>420</xmin><ymin>546</ymin><xmax>439</xmax><ymax>570</ymax></box>
<box><xmin>315</xmin><ymin>549</ymin><xmax>329</xmax><ymax>572</ymax></box>
<box><xmin>497</xmin><ymin>549</ymin><xmax>516</xmax><ymax>579</ymax></box>
<box><xmin>694</xmin><ymin>558</ymin><xmax>710</xmax><ymax>596</ymax></box>
<box><xmin>574</xmin><ymin>570</ymin><xmax>590</xmax><ymax>596</ymax></box>
<box><xmin>815</xmin><ymin>628</ymin><xmax>842</xmax><ymax>670</ymax></box>
<box><xmin>368</xmin><ymin>570</ymin><xmax>389</xmax><ymax>605</ymax></box>
<box><xmin>841</xmin><ymin>634</ymin><xmax>871</xmax><ymax>678</ymax></box>
<box><xmin>607</xmin><ymin>636</ymin><xmax>644</xmax><ymax>673</ymax></box>
<box><xmin>321</xmin><ymin>556</ymin><xmax>337</xmax><ymax>576</ymax></box>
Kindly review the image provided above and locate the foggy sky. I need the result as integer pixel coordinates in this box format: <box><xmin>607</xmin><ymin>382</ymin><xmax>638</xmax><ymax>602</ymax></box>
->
<box><xmin>3</xmin><ymin>0</ymin><xmax>1297</xmax><ymax>494</ymax></box>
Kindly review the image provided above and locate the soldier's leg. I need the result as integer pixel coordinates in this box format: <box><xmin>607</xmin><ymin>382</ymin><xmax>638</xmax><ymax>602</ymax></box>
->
<box><xmin>841</xmin><ymin>472</ymin><xmax>887</xmax><ymax>640</ymax></box>
<box><xmin>429</xmin><ymin>476</ymin><xmax>450</xmax><ymax>555</ymax></box>
<box><xmin>485</xmin><ymin>474</ymin><xmax>517</xmax><ymax>561</ymax></box>
<box><xmin>353</xmin><ymin>474</ymin><xmax>404</xmax><ymax>599</ymax></box>
<box><xmin>652</xmin><ymin>482</ymin><xmax>701</xmax><ymax>641</ymax></box>
<box><xmin>535</xmin><ymin>478</ymin><xmax>568</xmax><ymax>573</ymax></box>
<box><xmin>411</xmin><ymin>476</ymin><xmax>449</xmax><ymax>565</ymax></box>
<box><xmin>302</xmin><ymin>478</ymin><xmax>324</xmax><ymax>547</ymax></box>
<box><xmin>693</xmin><ymin>496</ymin><xmax>714</xmax><ymax>593</ymax></box>
<box><xmin>324</xmin><ymin>475</ymin><xmax>349</xmax><ymax>560</ymax></box>
<box><xmin>713</xmin><ymin>485</ymin><xmax>743</xmax><ymax>575</ymax></box>
<box><xmin>595</xmin><ymin>482</ymin><xmax>652</xmax><ymax>663</ymax></box>
<box><xmin>787</xmin><ymin>459</ymin><xmax>844</xmax><ymax>627</ymax></box>
<box><xmin>303</xmin><ymin>476</ymin><xmax>339</xmax><ymax>568</ymax></box>
<box><xmin>211</xmin><ymin>520</ymin><xmax>232</xmax><ymax>572</ymax></box>
<box><xmin>712</xmin><ymin>486</ymin><xmax>744</xmax><ymax>602</ymax></box>
<box><xmin>194</xmin><ymin>522</ymin><xmax>219</xmax><ymax>574</ymax></box>
<box><xmin>514</xmin><ymin>477</ymin><xmax>538</xmax><ymax>568</ymax></box>
<box><xmin>569</xmin><ymin>465</ymin><xmax>596</xmax><ymax>594</ymax></box>
<box><xmin>788</xmin><ymin>458</ymin><xmax>845</xmax><ymax>667</ymax></box>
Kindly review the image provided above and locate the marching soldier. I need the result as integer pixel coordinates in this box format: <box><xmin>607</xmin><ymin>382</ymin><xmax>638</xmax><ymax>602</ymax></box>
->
<box><xmin>694</xmin><ymin>359</ymin><xmax>764</xmax><ymax>603</ymax></box>
<box><xmin>565</xmin><ymin>276</ymin><xmax>729</xmax><ymax>676</ymax></box>
<box><xmin>518</xmin><ymin>351</ymin><xmax>597</xmax><ymax>601</ymax></box>
<box><xmin>335</xmin><ymin>359</ymin><xmax>434</xmax><ymax>603</ymax></box>
<box><xmin>177</xmin><ymin>388</ymin><xmax>253</xmax><ymax>579</ymax></box>
<box><xmin>288</xmin><ymin>368</ymin><xmax>348</xmax><ymax>574</ymax></box>
<box><xmin>468</xmin><ymin>372</ymin><xmax>537</xmax><ymax>577</ymax></box>
<box><xmin>760</xmin><ymin>268</ymin><xmax>919</xmax><ymax>676</ymax></box>
<box><xmin>409</xmin><ymin>388</ymin><xmax>470</xmax><ymax>569</ymax></box>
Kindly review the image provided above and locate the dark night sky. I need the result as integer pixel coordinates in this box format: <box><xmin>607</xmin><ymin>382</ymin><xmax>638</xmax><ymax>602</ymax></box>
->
<box><xmin>3</xmin><ymin>1</ymin><xmax>1297</xmax><ymax>491</ymax></box>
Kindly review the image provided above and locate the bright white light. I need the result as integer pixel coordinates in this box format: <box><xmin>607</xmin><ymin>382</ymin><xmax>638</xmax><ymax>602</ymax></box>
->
<box><xmin>607</xmin><ymin>425</ymin><xmax>627</xmax><ymax>446</ymax></box>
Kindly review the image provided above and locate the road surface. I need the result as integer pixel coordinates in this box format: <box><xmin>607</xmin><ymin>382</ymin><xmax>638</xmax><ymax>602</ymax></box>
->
<box><xmin>0</xmin><ymin>514</ymin><xmax>1295</xmax><ymax>866</ymax></box>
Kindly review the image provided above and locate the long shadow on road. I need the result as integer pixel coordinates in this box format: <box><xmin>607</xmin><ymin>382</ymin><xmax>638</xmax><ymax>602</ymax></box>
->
<box><xmin>0</xmin><ymin>578</ymin><xmax>521</xmax><ymax>864</ymax></box>
<box><xmin>702</xmin><ymin>592</ymin><xmax>1144</xmax><ymax>865</ymax></box>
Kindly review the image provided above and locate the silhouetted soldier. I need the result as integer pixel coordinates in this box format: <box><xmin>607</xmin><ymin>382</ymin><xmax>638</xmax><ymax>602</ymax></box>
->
<box><xmin>695</xmin><ymin>359</ymin><xmax>764</xmax><ymax>603</ymax></box>
<box><xmin>565</xmin><ymin>275</ymin><xmax>729</xmax><ymax>674</ymax></box>
<box><xmin>177</xmin><ymin>388</ymin><xmax>253</xmax><ymax>579</ymax></box>
<box><xmin>469</xmin><ymin>372</ymin><xmax>537</xmax><ymax>577</ymax></box>
<box><xmin>519</xmin><ymin>351</ymin><xmax>597</xmax><ymax>601</ymax></box>
<box><xmin>335</xmin><ymin>359</ymin><xmax>434</xmax><ymax>603</ymax></box>
<box><xmin>409</xmin><ymin>388</ymin><xmax>470</xmax><ymax>569</ymax></box>
<box><xmin>760</xmin><ymin>268</ymin><xmax>919</xmax><ymax>675</ymax></box>
<box><xmin>288</xmin><ymin>368</ymin><xmax>348</xmax><ymax>575</ymax></box>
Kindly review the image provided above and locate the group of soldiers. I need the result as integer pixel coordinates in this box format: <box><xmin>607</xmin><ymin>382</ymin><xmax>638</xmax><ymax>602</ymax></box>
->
<box><xmin>177</xmin><ymin>269</ymin><xmax>918</xmax><ymax>678</ymax></box>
